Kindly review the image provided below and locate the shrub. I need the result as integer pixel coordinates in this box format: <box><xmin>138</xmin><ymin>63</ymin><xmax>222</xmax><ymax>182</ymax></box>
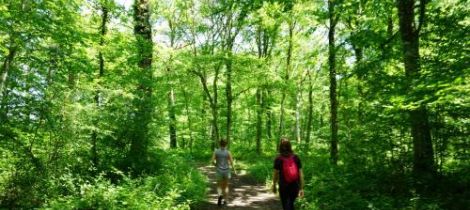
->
<box><xmin>41</xmin><ymin>150</ymin><xmax>206</xmax><ymax>209</ymax></box>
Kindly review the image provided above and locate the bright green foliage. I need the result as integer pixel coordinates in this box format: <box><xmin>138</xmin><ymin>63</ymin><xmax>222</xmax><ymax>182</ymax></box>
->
<box><xmin>42</xmin><ymin>150</ymin><xmax>206</xmax><ymax>210</ymax></box>
<box><xmin>0</xmin><ymin>0</ymin><xmax>469</xmax><ymax>209</ymax></box>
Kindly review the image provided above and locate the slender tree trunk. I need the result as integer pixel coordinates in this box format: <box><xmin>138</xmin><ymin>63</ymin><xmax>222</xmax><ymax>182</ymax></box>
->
<box><xmin>381</xmin><ymin>13</ymin><xmax>395</xmax><ymax>58</ymax></box>
<box><xmin>295</xmin><ymin>85</ymin><xmax>302</xmax><ymax>144</ymax></box>
<box><xmin>278</xmin><ymin>21</ymin><xmax>294</xmax><ymax>144</ymax></box>
<box><xmin>0</xmin><ymin>45</ymin><xmax>16</xmax><ymax>123</ymax></box>
<box><xmin>168</xmin><ymin>85</ymin><xmax>177</xmax><ymax>148</ymax></box>
<box><xmin>266</xmin><ymin>89</ymin><xmax>272</xmax><ymax>140</ymax></box>
<box><xmin>396</xmin><ymin>0</ymin><xmax>434</xmax><ymax>176</ymax></box>
<box><xmin>0</xmin><ymin>45</ymin><xmax>17</xmax><ymax>101</ymax></box>
<box><xmin>130</xmin><ymin>0</ymin><xmax>154</xmax><ymax>169</ymax></box>
<box><xmin>210</xmin><ymin>103</ymin><xmax>219</xmax><ymax>150</ymax></box>
<box><xmin>91</xmin><ymin>2</ymin><xmax>108</xmax><ymax>169</ymax></box>
<box><xmin>256</xmin><ymin>88</ymin><xmax>262</xmax><ymax>154</ymax></box>
<box><xmin>328</xmin><ymin>0</ymin><xmax>339</xmax><ymax>165</ymax></box>
<box><xmin>183</xmin><ymin>89</ymin><xmax>194</xmax><ymax>152</ymax></box>
<box><xmin>196</xmin><ymin>67</ymin><xmax>220</xmax><ymax>150</ymax></box>
<box><xmin>212</xmin><ymin>67</ymin><xmax>220</xmax><ymax>147</ymax></box>
<box><xmin>305</xmin><ymin>72</ymin><xmax>314</xmax><ymax>146</ymax></box>
<box><xmin>353</xmin><ymin>45</ymin><xmax>364</xmax><ymax>122</ymax></box>
<box><xmin>255</xmin><ymin>27</ymin><xmax>272</xmax><ymax>154</ymax></box>
<box><xmin>225</xmin><ymin>51</ymin><xmax>233</xmax><ymax>143</ymax></box>
<box><xmin>168</xmin><ymin>19</ymin><xmax>177</xmax><ymax>149</ymax></box>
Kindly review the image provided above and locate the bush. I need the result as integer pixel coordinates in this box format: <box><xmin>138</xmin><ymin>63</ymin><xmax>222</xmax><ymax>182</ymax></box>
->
<box><xmin>41</xmin><ymin>150</ymin><xmax>206</xmax><ymax>209</ymax></box>
<box><xmin>42</xmin><ymin>175</ymin><xmax>191</xmax><ymax>210</ymax></box>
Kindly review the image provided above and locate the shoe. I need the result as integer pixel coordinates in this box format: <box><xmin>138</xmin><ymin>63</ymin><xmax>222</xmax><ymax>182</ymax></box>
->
<box><xmin>217</xmin><ymin>195</ymin><xmax>222</xmax><ymax>206</ymax></box>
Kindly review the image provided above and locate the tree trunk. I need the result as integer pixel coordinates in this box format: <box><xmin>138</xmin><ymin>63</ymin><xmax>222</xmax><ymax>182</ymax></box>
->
<box><xmin>256</xmin><ymin>88</ymin><xmax>262</xmax><ymax>154</ymax></box>
<box><xmin>130</xmin><ymin>0</ymin><xmax>154</xmax><ymax>169</ymax></box>
<box><xmin>255</xmin><ymin>27</ymin><xmax>273</xmax><ymax>154</ymax></box>
<box><xmin>212</xmin><ymin>67</ymin><xmax>220</xmax><ymax>147</ymax></box>
<box><xmin>0</xmin><ymin>45</ymin><xmax>17</xmax><ymax>100</ymax></box>
<box><xmin>168</xmin><ymin>19</ymin><xmax>177</xmax><ymax>149</ymax></box>
<box><xmin>295</xmin><ymin>86</ymin><xmax>302</xmax><ymax>144</ymax></box>
<box><xmin>196</xmin><ymin>68</ymin><xmax>220</xmax><ymax>150</ymax></box>
<box><xmin>328</xmin><ymin>0</ymin><xmax>339</xmax><ymax>165</ymax></box>
<box><xmin>91</xmin><ymin>1</ymin><xmax>108</xmax><ymax>169</ymax></box>
<box><xmin>305</xmin><ymin>72</ymin><xmax>314</xmax><ymax>146</ymax></box>
<box><xmin>266</xmin><ymin>89</ymin><xmax>273</xmax><ymax>140</ymax></box>
<box><xmin>168</xmin><ymin>86</ymin><xmax>177</xmax><ymax>148</ymax></box>
<box><xmin>0</xmin><ymin>45</ymin><xmax>16</xmax><ymax>123</ymax></box>
<box><xmin>353</xmin><ymin>45</ymin><xmax>364</xmax><ymax>122</ymax></box>
<box><xmin>278</xmin><ymin>21</ymin><xmax>294</xmax><ymax>144</ymax></box>
<box><xmin>183</xmin><ymin>89</ymin><xmax>194</xmax><ymax>152</ymax></box>
<box><xmin>225</xmin><ymin>52</ymin><xmax>233</xmax><ymax>143</ymax></box>
<box><xmin>396</xmin><ymin>0</ymin><xmax>434</xmax><ymax>176</ymax></box>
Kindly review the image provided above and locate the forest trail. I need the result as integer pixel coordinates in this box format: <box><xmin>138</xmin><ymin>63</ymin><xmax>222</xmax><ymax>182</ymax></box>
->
<box><xmin>193</xmin><ymin>164</ymin><xmax>282</xmax><ymax>210</ymax></box>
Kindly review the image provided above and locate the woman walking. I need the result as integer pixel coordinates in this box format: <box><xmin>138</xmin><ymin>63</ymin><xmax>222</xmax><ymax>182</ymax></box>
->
<box><xmin>272</xmin><ymin>138</ymin><xmax>304</xmax><ymax>210</ymax></box>
<box><xmin>211</xmin><ymin>139</ymin><xmax>235</xmax><ymax>206</ymax></box>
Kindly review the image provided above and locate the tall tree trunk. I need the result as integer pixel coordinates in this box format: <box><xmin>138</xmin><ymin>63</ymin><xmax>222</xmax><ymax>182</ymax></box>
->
<box><xmin>212</xmin><ymin>67</ymin><xmax>220</xmax><ymax>147</ymax></box>
<box><xmin>328</xmin><ymin>0</ymin><xmax>339</xmax><ymax>165</ymax></box>
<box><xmin>225</xmin><ymin>51</ymin><xmax>233</xmax><ymax>143</ymax></box>
<box><xmin>0</xmin><ymin>45</ymin><xmax>17</xmax><ymax>102</ymax></box>
<box><xmin>183</xmin><ymin>89</ymin><xmax>194</xmax><ymax>152</ymax></box>
<box><xmin>130</xmin><ymin>0</ymin><xmax>154</xmax><ymax>170</ymax></box>
<box><xmin>195</xmin><ymin>67</ymin><xmax>220</xmax><ymax>150</ymax></box>
<box><xmin>168</xmin><ymin>19</ymin><xmax>177</xmax><ymax>149</ymax></box>
<box><xmin>0</xmin><ymin>45</ymin><xmax>16</xmax><ymax>123</ymax></box>
<box><xmin>278</xmin><ymin>21</ymin><xmax>294</xmax><ymax>145</ymax></box>
<box><xmin>266</xmin><ymin>89</ymin><xmax>273</xmax><ymax>140</ymax></box>
<box><xmin>353</xmin><ymin>45</ymin><xmax>364</xmax><ymax>122</ymax></box>
<box><xmin>255</xmin><ymin>88</ymin><xmax>262</xmax><ymax>154</ymax></box>
<box><xmin>295</xmin><ymin>85</ymin><xmax>302</xmax><ymax>144</ymax></box>
<box><xmin>396</xmin><ymin>0</ymin><xmax>434</xmax><ymax>176</ymax></box>
<box><xmin>91</xmin><ymin>1</ymin><xmax>108</xmax><ymax>169</ymax></box>
<box><xmin>255</xmin><ymin>27</ymin><xmax>271</xmax><ymax>154</ymax></box>
<box><xmin>168</xmin><ymin>85</ymin><xmax>177</xmax><ymax>148</ymax></box>
<box><xmin>305</xmin><ymin>71</ymin><xmax>314</xmax><ymax>146</ymax></box>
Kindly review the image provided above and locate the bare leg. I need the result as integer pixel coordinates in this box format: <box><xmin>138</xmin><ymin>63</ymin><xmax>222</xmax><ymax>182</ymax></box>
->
<box><xmin>217</xmin><ymin>179</ymin><xmax>223</xmax><ymax>196</ymax></box>
<box><xmin>220</xmin><ymin>179</ymin><xmax>229</xmax><ymax>201</ymax></box>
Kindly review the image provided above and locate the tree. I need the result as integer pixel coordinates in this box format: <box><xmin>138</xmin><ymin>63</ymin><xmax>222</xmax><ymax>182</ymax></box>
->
<box><xmin>328</xmin><ymin>0</ymin><xmax>339</xmax><ymax>165</ymax></box>
<box><xmin>129</xmin><ymin>0</ymin><xmax>154</xmax><ymax>170</ymax></box>
<box><xmin>396</xmin><ymin>0</ymin><xmax>435</xmax><ymax>176</ymax></box>
<box><xmin>91</xmin><ymin>0</ymin><xmax>110</xmax><ymax>169</ymax></box>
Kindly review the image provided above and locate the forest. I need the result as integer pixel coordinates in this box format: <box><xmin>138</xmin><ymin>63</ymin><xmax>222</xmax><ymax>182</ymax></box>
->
<box><xmin>0</xmin><ymin>0</ymin><xmax>469</xmax><ymax>209</ymax></box>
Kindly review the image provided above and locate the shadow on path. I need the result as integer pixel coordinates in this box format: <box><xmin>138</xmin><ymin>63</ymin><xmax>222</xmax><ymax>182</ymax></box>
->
<box><xmin>192</xmin><ymin>165</ymin><xmax>282</xmax><ymax>210</ymax></box>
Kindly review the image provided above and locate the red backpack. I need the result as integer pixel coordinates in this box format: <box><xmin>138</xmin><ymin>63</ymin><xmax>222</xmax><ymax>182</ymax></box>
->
<box><xmin>280</xmin><ymin>155</ymin><xmax>299</xmax><ymax>183</ymax></box>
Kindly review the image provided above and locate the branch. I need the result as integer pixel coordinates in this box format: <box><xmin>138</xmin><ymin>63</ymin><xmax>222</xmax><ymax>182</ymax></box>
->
<box><xmin>189</xmin><ymin>68</ymin><xmax>214</xmax><ymax>107</ymax></box>
<box><xmin>233</xmin><ymin>87</ymin><xmax>252</xmax><ymax>101</ymax></box>
<box><xmin>416</xmin><ymin>0</ymin><xmax>428</xmax><ymax>35</ymax></box>
<box><xmin>379</xmin><ymin>31</ymin><xmax>399</xmax><ymax>51</ymax></box>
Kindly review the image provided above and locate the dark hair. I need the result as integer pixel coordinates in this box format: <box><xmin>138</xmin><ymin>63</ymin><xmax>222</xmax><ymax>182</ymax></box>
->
<box><xmin>279</xmin><ymin>138</ymin><xmax>293</xmax><ymax>156</ymax></box>
<box><xmin>219</xmin><ymin>139</ymin><xmax>228</xmax><ymax>147</ymax></box>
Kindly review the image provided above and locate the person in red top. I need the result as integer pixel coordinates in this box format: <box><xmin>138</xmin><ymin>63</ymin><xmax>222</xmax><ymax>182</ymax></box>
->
<box><xmin>272</xmin><ymin>138</ymin><xmax>304</xmax><ymax>210</ymax></box>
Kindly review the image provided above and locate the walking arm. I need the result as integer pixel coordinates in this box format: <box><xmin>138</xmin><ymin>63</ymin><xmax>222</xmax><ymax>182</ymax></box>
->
<box><xmin>272</xmin><ymin>169</ymin><xmax>279</xmax><ymax>193</ymax></box>
<box><xmin>211</xmin><ymin>152</ymin><xmax>216</xmax><ymax>166</ymax></box>
<box><xmin>228</xmin><ymin>152</ymin><xmax>237</xmax><ymax>175</ymax></box>
<box><xmin>299</xmin><ymin>169</ymin><xmax>305</xmax><ymax>197</ymax></box>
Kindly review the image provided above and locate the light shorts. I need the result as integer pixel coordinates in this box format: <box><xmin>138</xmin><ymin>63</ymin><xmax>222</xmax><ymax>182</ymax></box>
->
<box><xmin>216</xmin><ymin>169</ymin><xmax>231</xmax><ymax>181</ymax></box>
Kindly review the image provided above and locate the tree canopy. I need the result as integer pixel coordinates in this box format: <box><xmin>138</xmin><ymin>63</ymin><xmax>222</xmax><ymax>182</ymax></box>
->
<box><xmin>0</xmin><ymin>0</ymin><xmax>468</xmax><ymax>209</ymax></box>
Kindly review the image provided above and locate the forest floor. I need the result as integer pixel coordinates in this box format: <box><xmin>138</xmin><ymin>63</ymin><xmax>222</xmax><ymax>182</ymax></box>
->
<box><xmin>192</xmin><ymin>164</ymin><xmax>282</xmax><ymax>210</ymax></box>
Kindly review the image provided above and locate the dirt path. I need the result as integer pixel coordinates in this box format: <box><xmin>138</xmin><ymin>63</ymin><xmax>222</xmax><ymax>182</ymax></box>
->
<box><xmin>192</xmin><ymin>165</ymin><xmax>282</xmax><ymax>210</ymax></box>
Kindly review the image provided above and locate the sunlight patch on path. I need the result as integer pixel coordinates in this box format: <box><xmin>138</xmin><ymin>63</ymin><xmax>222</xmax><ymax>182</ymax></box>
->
<box><xmin>196</xmin><ymin>165</ymin><xmax>282</xmax><ymax>210</ymax></box>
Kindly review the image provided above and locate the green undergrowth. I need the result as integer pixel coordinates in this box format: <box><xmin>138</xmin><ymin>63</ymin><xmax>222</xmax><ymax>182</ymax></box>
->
<box><xmin>37</xmin><ymin>149</ymin><xmax>206</xmax><ymax>209</ymax></box>
<box><xmin>236</xmin><ymin>147</ymin><xmax>470</xmax><ymax>210</ymax></box>
<box><xmin>241</xmin><ymin>154</ymin><xmax>275</xmax><ymax>185</ymax></box>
